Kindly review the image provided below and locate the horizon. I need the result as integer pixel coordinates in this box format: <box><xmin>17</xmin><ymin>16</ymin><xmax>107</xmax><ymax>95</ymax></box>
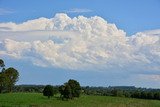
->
<box><xmin>15</xmin><ymin>84</ymin><xmax>160</xmax><ymax>89</ymax></box>
<box><xmin>0</xmin><ymin>0</ymin><xmax>160</xmax><ymax>89</ymax></box>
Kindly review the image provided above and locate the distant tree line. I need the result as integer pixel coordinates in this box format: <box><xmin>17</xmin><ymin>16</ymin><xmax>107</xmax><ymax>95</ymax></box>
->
<box><xmin>13</xmin><ymin>85</ymin><xmax>47</xmax><ymax>93</ymax></box>
<box><xmin>0</xmin><ymin>59</ymin><xmax>19</xmax><ymax>93</ymax></box>
<box><xmin>82</xmin><ymin>86</ymin><xmax>160</xmax><ymax>100</ymax></box>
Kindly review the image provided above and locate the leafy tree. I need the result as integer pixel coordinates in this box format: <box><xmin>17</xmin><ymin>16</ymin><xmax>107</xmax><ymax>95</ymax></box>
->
<box><xmin>68</xmin><ymin>79</ymin><xmax>81</xmax><ymax>98</ymax></box>
<box><xmin>132</xmin><ymin>91</ymin><xmax>141</xmax><ymax>98</ymax></box>
<box><xmin>0</xmin><ymin>59</ymin><xmax>5</xmax><ymax>73</ymax></box>
<box><xmin>43</xmin><ymin>85</ymin><xmax>54</xmax><ymax>99</ymax></box>
<box><xmin>147</xmin><ymin>92</ymin><xmax>154</xmax><ymax>99</ymax></box>
<box><xmin>0</xmin><ymin>59</ymin><xmax>5</xmax><ymax>68</ymax></box>
<box><xmin>3</xmin><ymin>67</ymin><xmax>19</xmax><ymax>92</ymax></box>
<box><xmin>59</xmin><ymin>84</ymin><xmax>72</xmax><ymax>100</ymax></box>
<box><xmin>0</xmin><ymin>72</ymin><xmax>5</xmax><ymax>93</ymax></box>
<box><xmin>111</xmin><ymin>89</ymin><xmax>118</xmax><ymax>96</ymax></box>
<box><xmin>59</xmin><ymin>85</ymin><xmax>65</xmax><ymax>98</ymax></box>
<box><xmin>0</xmin><ymin>59</ymin><xmax>5</xmax><ymax>93</ymax></box>
<box><xmin>59</xmin><ymin>79</ymin><xmax>81</xmax><ymax>100</ymax></box>
<box><xmin>141</xmin><ymin>91</ymin><xmax>147</xmax><ymax>99</ymax></box>
<box><xmin>124</xmin><ymin>91</ymin><xmax>131</xmax><ymax>97</ymax></box>
<box><xmin>63</xmin><ymin>84</ymin><xmax>72</xmax><ymax>99</ymax></box>
<box><xmin>53</xmin><ymin>86</ymin><xmax>59</xmax><ymax>95</ymax></box>
<box><xmin>154</xmin><ymin>92</ymin><xmax>160</xmax><ymax>100</ymax></box>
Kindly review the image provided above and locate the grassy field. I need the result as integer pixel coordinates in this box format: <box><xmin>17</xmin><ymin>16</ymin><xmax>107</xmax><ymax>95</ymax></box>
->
<box><xmin>0</xmin><ymin>93</ymin><xmax>160</xmax><ymax>107</ymax></box>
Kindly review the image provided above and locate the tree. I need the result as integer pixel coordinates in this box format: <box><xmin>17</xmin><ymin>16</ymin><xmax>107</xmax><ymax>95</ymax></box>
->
<box><xmin>3</xmin><ymin>67</ymin><xmax>19</xmax><ymax>92</ymax></box>
<box><xmin>132</xmin><ymin>91</ymin><xmax>141</xmax><ymax>98</ymax></box>
<box><xmin>147</xmin><ymin>92</ymin><xmax>154</xmax><ymax>99</ymax></box>
<box><xmin>63</xmin><ymin>84</ymin><xmax>72</xmax><ymax>99</ymax></box>
<box><xmin>141</xmin><ymin>91</ymin><xmax>147</xmax><ymax>99</ymax></box>
<box><xmin>59</xmin><ymin>85</ymin><xmax>65</xmax><ymax>98</ymax></box>
<box><xmin>43</xmin><ymin>85</ymin><xmax>54</xmax><ymax>99</ymax></box>
<box><xmin>68</xmin><ymin>79</ymin><xmax>81</xmax><ymax>98</ymax></box>
<box><xmin>0</xmin><ymin>59</ymin><xmax>5</xmax><ymax>93</ymax></box>
<box><xmin>0</xmin><ymin>59</ymin><xmax>5</xmax><ymax>73</ymax></box>
<box><xmin>0</xmin><ymin>59</ymin><xmax>5</xmax><ymax>68</ymax></box>
<box><xmin>124</xmin><ymin>91</ymin><xmax>131</xmax><ymax>97</ymax></box>
<box><xmin>154</xmin><ymin>92</ymin><xmax>160</xmax><ymax>100</ymax></box>
<box><xmin>0</xmin><ymin>72</ymin><xmax>5</xmax><ymax>93</ymax></box>
<box><xmin>59</xmin><ymin>79</ymin><xmax>81</xmax><ymax>100</ymax></box>
<box><xmin>53</xmin><ymin>86</ymin><xmax>59</xmax><ymax>95</ymax></box>
<box><xmin>111</xmin><ymin>89</ymin><xmax>118</xmax><ymax>96</ymax></box>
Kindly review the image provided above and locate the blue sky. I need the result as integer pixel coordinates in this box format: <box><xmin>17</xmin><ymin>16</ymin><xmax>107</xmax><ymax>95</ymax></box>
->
<box><xmin>0</xmin><ymin>0</ymin><xmax>160</xmax><ymax>35</ymax></box>
<box><xmin>0</xmin><ymin>0</ymin><xmax>160</xmax><ymax>88</ymax></box>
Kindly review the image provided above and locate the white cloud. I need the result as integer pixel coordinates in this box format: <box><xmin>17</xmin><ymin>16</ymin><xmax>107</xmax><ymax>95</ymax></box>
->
<box><xmin>0</xmin><ymin>8</ymin><xmax>14</xmax><ymax>15</ymax></box>
<box><xmin>64</xmin><ymin>8</ymin><xmax>93</xmax><ymax>13</ymax></box>
<box><xmin>0</xmin><ymin>13</ymin><xmax>160</xmax><ymax>73</ymax></box>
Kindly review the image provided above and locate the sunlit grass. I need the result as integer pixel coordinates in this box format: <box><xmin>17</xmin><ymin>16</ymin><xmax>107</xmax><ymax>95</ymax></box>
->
<box><xmin>0</xmin><ymin>93</ymin><xmax>160</xmax><ymax>107</ymax></box>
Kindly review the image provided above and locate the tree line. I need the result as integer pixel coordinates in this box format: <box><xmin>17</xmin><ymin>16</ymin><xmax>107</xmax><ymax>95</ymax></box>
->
<box><xmin>82</xmin><ymin>86</ymin><xmax>160</xmax><ymax>100</ymax></box>
<box><xmin>13</xmin><ymin>85</ymin><xmax>160</xmax><ymax>100</ymax></box>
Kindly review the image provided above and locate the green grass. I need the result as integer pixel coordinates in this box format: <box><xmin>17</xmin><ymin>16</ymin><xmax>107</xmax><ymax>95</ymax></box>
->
<box><xmin>0</xmin><ymin>93</ymin><xmax>160</xmax><ymax>107</ymax></box>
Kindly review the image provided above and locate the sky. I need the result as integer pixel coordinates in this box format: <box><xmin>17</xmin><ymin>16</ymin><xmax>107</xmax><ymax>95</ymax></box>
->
<box><xmin>0</xmin><ymin>0</ymin><xmax>160</xmax><ymax>88</ymax></box>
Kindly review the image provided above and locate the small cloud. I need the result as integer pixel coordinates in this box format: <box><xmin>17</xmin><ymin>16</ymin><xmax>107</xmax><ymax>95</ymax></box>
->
<box><xmin>0</xmin><ymin>8</ymin><xmax>14</xmax><ymax>15</ymax></box>
<box><xmin>64</xmin><ymin>8</ymin><xmax>93</xmax><ymax>13</ymax></box>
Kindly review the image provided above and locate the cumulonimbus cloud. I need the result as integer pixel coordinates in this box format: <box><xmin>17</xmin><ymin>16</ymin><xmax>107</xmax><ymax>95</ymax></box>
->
<box><xmin>0</xmin><ymin>13</ymin><xmax>160</xmax><ymax>73</ymax></box>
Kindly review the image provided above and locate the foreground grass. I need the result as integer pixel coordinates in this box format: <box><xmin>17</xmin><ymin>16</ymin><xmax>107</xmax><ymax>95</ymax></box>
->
<box><xmin>0</xmin><ymin>93</ymin><xmax>160</xmax><ymax>107</ymax></box>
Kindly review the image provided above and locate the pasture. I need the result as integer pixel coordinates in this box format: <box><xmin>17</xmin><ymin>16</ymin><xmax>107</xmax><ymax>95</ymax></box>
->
<box><xmin>0</xmin><ymin>93</ymin><xmax>160</xmax><ymax>107</ymax></box>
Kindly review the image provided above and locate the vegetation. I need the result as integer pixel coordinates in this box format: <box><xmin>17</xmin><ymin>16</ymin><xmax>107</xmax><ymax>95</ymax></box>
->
<box><xmin>0</xmin><ymin>59</ymin><xmax>5</xmax><ymax>93</ymax></box>
<box><xmin>13</xmin><ymin>85</ymin><xmax>45</xmax><ymax>93</ymax></box>
<box><xmin>0</xmin><ymin>93</ymin><xmax>160</xmax><ymax>107</ymax></box>
<box><xmin>3</xmin><ymin>67</ymin><xmax>19</xmax><ymax>92</ymax></box>
<box><xmin>82</xmin><ymin>86</ymin><xmax>160</xmax><ymax>100</ymax></box>
<box><xmin>59</xmin><ymin>79</ymin><xmax>81</xmax><ymax>100</ymax></box>
<box><xmin>0</xmin><ymin>58</ymin><xmax>160</xmax><ymax>107</ymax></box>
<box><xmin>0</xmin><ymin>59</ymin><xmax>5</xmax><ymax>67</ymax></box>
<box><xmin>0</xmin><ymin>59</ymin><xmax>19</xmax><ymax>93</ymax></box>
<box><xmin>11</xmin><ymin>85</ymin><xmax>160</xmax><ymax>101</ymax></box>
<box><xmin>43</xmin><ymin>85</ymin><xmax>54</xmax><ymax>98</ymax></box>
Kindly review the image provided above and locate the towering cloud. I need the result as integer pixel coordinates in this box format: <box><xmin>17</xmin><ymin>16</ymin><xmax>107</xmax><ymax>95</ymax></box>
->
<box><xmin>0</xmin><ymin>13</ymin><xmax>160</xmax><ymax>73</ymax></box>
